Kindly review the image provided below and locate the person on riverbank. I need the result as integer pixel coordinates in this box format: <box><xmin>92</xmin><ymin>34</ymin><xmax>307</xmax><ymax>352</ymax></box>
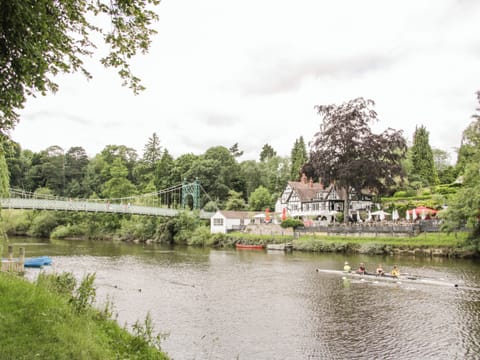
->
<box><xmin>376</xmin><ymin>264</ymin><xmax>385</xmax><ymax>276</ymax></box>
<box><xmin>357</xmin><ymin>262</ymin><xmax>367</xmax><ymax>274</ymax></box>
<box><xmin>343</xmin><ymin>261</ymin><xmax>351</xmax><ymax>272</ymax></box>
<box><xmin>391</xmin><ymin>265</ymin><xmax>400</xmax><ymax>277</ymax></box>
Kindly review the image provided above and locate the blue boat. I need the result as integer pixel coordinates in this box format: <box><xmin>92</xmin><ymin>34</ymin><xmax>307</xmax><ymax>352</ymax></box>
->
<box><xmin>24</xmin><ymin>256</ymin><xmax>53</xmax><ymax>268</ymax></box>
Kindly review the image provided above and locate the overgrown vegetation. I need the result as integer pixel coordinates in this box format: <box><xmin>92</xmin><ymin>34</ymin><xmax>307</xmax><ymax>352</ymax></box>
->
<box><xmin>0</xmin><ymin>272</ymin><xmax>169</xmax><ymax>359</ymax></box>
<box><xmin>2</xmin><ymin>209</ymin><xmax>211</xmax><ymax>246</ymax></box>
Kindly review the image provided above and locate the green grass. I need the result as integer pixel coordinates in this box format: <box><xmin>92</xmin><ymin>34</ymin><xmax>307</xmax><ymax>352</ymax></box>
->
<box><xmin>227</xmin><ymin>231</ymin><xmax>468</xmax><ymax>247</ymax></box>
<box><xmin>0</xmin><ymin>272</ymin><xmax>169</xmax><ymax>360</ymax></box>
<box><xmin>296</xmin><ymin>232</ymin><xmax>469</xmax><ymax>247</ymax></box>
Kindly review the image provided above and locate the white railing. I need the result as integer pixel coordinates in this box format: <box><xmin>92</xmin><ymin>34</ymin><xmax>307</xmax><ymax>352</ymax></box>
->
<box><xmin>0</xmin><ymin>198</ymin><xmax>214</xmax><ymax>219</ymax></box>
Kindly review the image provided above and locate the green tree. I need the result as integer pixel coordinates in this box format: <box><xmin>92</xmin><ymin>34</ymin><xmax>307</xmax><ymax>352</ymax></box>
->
<box><xmin>64</xmin><ymin>146</ymin><xmax>89</xmax><ymax>197</ymax></box>
<box><xmin>303</xmin><ymin>97</ymin><xmax>407</xmax><ymax>222</ymax></box>
<box><xmin>456</xmin><ymin>93</ymin><xmax>480</xmax><ymax>176</ymax></box>
<box><xmin>25</xmin><ymin>146</ymin><xmax>66</xmax><ymax>195</ymax></box>
<box><xmin>410</xmin><ymin>125</ymin><xmax>438</xmax><ymax>186</ymax></box>
<box><xmin>239</xmin><ymin>160</ymin><xmax>264</xmax><ymax>199</ymax></box>
<box><xmin>225</xmin><ymin>190</ymin><xmax>246</xmax><ymax>210</ymax></box>
<box><xmin>102</xmin><ymin>158</ymin><xmax>136</xmax><ymax>199</ymax></box>
<box><xmin>0</xmin><ymin>141</ymin><xmax>10</xmax><ymax>197</ymax></box>
<box><xmin>100</xmin><ymin>145</ymin><xmax>138</xmax><ymax>184</ymax></box>
<box><xmin>135</xmin><ymin>133</ymin><xmax>162</xmax><ymax>191</ymax></box>
<box><xmin>229</xmin><ymin>143</ymin><xmax>244</xmax><ymax>158</ymax></box>
<box><xmin>442</xmin><ymin>91</ymin><xmax>480</xmax><ymax>242</ymax></box>
<box><xmin>248</xmin><ymin>186</ymin><xmax>272</xmax><ymax>211</ymax></box>
<box><xmin>259</xmin><ymin>144</ymin><xmax>277</xmax><ymax>162</ymax></box>
<box><xmin>0</xmin><ymin>0</ymin><xmax>160</xmax><ymax>132</ymax></box>
<box><xmin>432</xmin><ymin>148</ymin><xmax>457</xmax><ymax>184</ymax></box>
<box><xmin>1</xmin><ymin>137</ymin><xmax>25</xmax><ymax>189</ymax></box>
<box><xmin>154</xmin><ymin>149</ymin><xmax>175</xmax><ymax>191</ymax></box>
<box><xmin>290</xmin><ymin>136</ymin><xmax>307</xmax><ymax>180</ymax></box>
<box><xmin>185</xmin><ymin>146</ymin><xmax>243</xmax><ymax>207</ymax></box>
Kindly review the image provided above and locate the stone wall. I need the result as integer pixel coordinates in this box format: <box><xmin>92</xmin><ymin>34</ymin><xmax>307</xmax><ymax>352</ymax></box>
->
<box><xmin>244</xmin><ymin>223</ymin><xmax>293</xmax><ymax>236</ymax></box>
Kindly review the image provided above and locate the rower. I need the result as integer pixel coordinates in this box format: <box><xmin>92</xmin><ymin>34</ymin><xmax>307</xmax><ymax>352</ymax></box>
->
<box><xmin>376</xmin><ymin>264</ymin><xmax>385</xmax><ymax>276</ymax></box>
<box><xmin>343</xmin><ymin>261</ymin><xmax>351</xmax><ymax>272</ymax></box>
<box><xmin>391</xmin><ymin>265</ymin><xmax>400</xmax><ymax>277</ymax></box>
<box><xmin>357</xmin><ymin>262</ymin><xmax>367</xmax><ymax>274</ymax></box>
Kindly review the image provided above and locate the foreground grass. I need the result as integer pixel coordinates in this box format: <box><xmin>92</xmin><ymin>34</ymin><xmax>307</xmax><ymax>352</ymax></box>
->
<box><xmin>0</xmin><ymin>272</ymin><xmax>169</xmax><ymax>360</ymax></box>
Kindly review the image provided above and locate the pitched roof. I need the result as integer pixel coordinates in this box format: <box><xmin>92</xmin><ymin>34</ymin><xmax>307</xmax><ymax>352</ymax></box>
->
<box><xmin>216</xmin><ymin>210</ymin><xmax>260</xmax><ymax>220</ymax></box>
<box><xmin>288</xmin><ymin>181</ymin><xmax>328</xmax><ymax>202</ymax></box>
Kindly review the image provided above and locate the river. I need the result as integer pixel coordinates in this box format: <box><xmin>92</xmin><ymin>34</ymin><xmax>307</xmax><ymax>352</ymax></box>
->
<box><xmin>4</xmin><ymin>237</ymin><xmax>480</xmax><ymax>359</ymax></box>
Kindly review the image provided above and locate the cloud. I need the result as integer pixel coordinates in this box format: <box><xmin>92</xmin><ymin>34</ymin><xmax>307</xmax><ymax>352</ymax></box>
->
<box><xmin>240</xmin><ymin>53</ymin><xmax>397</xmax><ymax>95</ymax></box>
<box><xmin>23</xmin><ymin>111</ymin><xmax>92</xmax><ymax>126</ymax></box>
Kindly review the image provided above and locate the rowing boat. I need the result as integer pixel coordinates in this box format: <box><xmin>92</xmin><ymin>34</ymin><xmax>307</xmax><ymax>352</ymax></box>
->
<box><xmin>24</xmin><ymin>256</ymin><xmax>53</xmax><ymax>268</ymax></box>
<box><xmin>315</xmin><ymin>268</ymin><xmax>459</xmax><ymax>288</ymax></box>
<box><xmin>266</xmin><ymin>243</ymin><xmax>293</xmax><ymax>251</ymax></box>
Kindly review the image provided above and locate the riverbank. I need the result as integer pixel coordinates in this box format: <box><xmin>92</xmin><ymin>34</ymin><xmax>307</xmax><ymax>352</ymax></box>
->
<box><xmin>225</xmin><ymin>231</ymin><xmax>478</xmax><ymax>258</ymax></box>
<box><xmin>0</xmin><ymin>272</ymin><xmax>169</xmax><ymax>359</ymax></box>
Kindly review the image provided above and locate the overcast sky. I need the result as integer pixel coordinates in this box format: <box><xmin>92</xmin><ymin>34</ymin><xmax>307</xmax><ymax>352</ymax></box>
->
<box><xmin>12</xmin><ymin>0</ymin><xmax>480</xmax><ymax>163</ymax></box>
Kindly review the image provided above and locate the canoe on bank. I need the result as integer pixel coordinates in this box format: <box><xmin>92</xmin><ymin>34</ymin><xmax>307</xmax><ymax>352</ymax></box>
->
<box><xmin>24</xmin><ymin>256</ymin><xmax>53</xmax><ymax>268</ymax></box>
<box><xmin>315</xmin><ymin>268</ymin><xmax>459</xmax><ymax>288</ymax></box>
<box><xmin>235</xmin><ymin>244</ymin><xmax>265</xmax><ymax>250</ymax></box>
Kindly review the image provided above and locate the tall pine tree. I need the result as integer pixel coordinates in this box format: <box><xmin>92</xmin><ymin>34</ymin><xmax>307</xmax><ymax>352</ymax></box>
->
<box><xmin>411</xmin><ymin>125</ymin><xmax>438</xmax><ymax>186</ymax></box>
<box><xmin>290</xmin><ymin>137</ymin><xmax>307</xmax><ymax>180</ymax></box>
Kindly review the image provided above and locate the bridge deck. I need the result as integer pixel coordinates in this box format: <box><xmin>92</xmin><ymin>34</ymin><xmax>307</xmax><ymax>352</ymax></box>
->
<box><xmin>0</xmin><ymin>198</ymin><xmax>213</xmax><ymax>219</ymax></box>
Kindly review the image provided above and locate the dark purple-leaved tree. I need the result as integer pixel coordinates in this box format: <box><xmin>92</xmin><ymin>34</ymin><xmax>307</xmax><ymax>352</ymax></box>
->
<box><xmin>302</xmin><ymin>97</ymin><xmax>407</xmax><ymax>222</ymax></box>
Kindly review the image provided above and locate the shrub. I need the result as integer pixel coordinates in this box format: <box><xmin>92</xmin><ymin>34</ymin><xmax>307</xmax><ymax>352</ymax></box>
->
<box><xmin>28</xmin><ymin>212</ymin><xmax>61</xmax><ymax>238</ymax></box>
<box><xmin>188</xmin><ymin>225</ymin><xmax>211</xmax><ymax>246</ymax></box>
<box><xmin>393</xmin><ymin>191</ymin><xmax>408</xmax><ymax>198</ymax></box>
<box><xmin>281</xmin><ymin>218</ymin><xmax>304</xmax><ymax>229</ymax></box>
<box><xmin>1</xmin><ymin>210</ymin><xmax>31</xmax><ymax>235</ymax></box>
<box><xmin>37</xmin><ymin>272</ymin><xmax>77</xmax><ymax>297</ymax></box>
<box><xmin>51</xmin><ymin>224</ymin><xmax>87</xmax><ymax>239</ymax></box>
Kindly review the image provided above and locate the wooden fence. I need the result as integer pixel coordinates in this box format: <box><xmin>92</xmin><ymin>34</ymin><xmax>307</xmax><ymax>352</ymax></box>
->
<box><xmin>1</xmin><ymin>245</ymin><xmax>25</xmax><ymax>273</ymax></box>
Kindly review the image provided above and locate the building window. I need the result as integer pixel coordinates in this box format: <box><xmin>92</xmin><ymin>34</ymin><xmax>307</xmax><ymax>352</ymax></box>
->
<box><xmin>213</xmin><ymin>218</ymin><xmax>223</xmax><ymax>226</ymax></box>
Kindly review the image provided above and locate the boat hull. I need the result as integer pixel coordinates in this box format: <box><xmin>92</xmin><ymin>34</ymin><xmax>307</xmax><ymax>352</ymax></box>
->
<box><xmin>235</xmin><ymin>244</ymin><xmax>265</xmax><ymax>250</ymax></box>
<box><xmin>24</xmin><ymin>256</ymin><xmax>53</xmax><ymax>268</ymax></box>
<box><xmin>316</xmin><ymin>268</ymin><xmax>459</xmax><ymax>288</ymax></box>
<box><xmin>266</xmin><ymin>243</ymin><xmax>293</xmax><ymax>251</ymax></box>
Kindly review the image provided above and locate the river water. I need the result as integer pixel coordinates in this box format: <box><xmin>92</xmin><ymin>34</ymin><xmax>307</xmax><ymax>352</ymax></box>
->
<box><xmin>5</xmin><ymin>237</ymin><xmax>480</xmax><ymax>359</ymax></box>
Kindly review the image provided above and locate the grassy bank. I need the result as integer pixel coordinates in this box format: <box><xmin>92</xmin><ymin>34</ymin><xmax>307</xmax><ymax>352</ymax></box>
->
<box><xmin>226</xmin><ymin>231</ymin><xmax>476</xmax><ymax>257</ymax></box>
<box><xmin>0</xmin><ymin>272</ymin><xmax>169</xmax><ymax>360</ymax></box>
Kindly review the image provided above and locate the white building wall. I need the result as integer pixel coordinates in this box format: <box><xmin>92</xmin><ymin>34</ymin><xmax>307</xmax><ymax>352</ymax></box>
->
<box><xmin>210</xmin><ymin>212</ymin><xmax>227</xmax><ymax>234</ymax></box>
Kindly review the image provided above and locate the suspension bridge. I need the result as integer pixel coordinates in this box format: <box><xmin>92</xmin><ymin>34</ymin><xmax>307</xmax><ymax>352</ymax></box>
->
<box><xmin>0</xmin><ymin>179</ymin><xmax>215</xmax><ymax>219</ymax></box>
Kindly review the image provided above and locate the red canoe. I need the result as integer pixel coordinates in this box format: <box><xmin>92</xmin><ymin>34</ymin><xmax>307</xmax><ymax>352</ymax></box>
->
<box><xmin>235</xmin><ymin>243</ymin><xmax>265</xmax><ymax>250</ymax></box>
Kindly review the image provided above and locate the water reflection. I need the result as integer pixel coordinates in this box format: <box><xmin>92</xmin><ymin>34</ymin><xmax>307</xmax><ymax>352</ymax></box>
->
<box><xmin>4</xmin><ymin>237</ymin><xmax>480</xmax><ymax>359</ymax></box>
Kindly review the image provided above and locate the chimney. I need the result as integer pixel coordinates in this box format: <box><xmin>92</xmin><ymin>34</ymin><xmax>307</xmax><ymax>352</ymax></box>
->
<box><xmin>301</xmin><ymin>173</ymin><xmax>307</xmax><ymax>184</ymax></box>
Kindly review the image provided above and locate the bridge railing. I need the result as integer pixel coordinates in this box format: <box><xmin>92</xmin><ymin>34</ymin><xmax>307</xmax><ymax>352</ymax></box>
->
<box><xmin>0</xmin><ymin>198</ymin><xmax>214</xmax><ymax>219</ymax></box>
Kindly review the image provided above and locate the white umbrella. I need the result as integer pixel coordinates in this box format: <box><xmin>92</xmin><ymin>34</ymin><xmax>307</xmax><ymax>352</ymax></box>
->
<box><xmin>356</xmin><ymin>210</ymin><xmax>361</xmax><ymax>222</ymax></box>
<box><xmin>392</xmin><ymin>209</ymin><xmax>399</xmax><ymax>221</ymax></box>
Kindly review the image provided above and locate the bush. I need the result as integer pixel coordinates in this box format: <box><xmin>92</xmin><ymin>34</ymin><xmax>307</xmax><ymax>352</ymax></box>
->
<box><xmin>393</xmin><ymin>191</ymin><xmax>408</xmax><ymax>198</ymax></box>
<box><xmin>28</xmin><ymin>212</ymin><xmax>61</xmax><ymax>238</ymax></box>
<box><xmin>281</xmin><ymin>218</ymin><xmax>304</xmax><ymax>229</ymax></box>
<box><xmin>51</xmin><ymin>224</ymin><xmax>87</xmax><ymax>239</ymax></box>
<box><xmin>1</xmin><ymin>210</ymin><xmax>31</xmax><ymax>235</ymax></box>
<box><xmin>188</xmin><ymin>225</ymin><xmax>211</xmax><ymax>246</ymax></box>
